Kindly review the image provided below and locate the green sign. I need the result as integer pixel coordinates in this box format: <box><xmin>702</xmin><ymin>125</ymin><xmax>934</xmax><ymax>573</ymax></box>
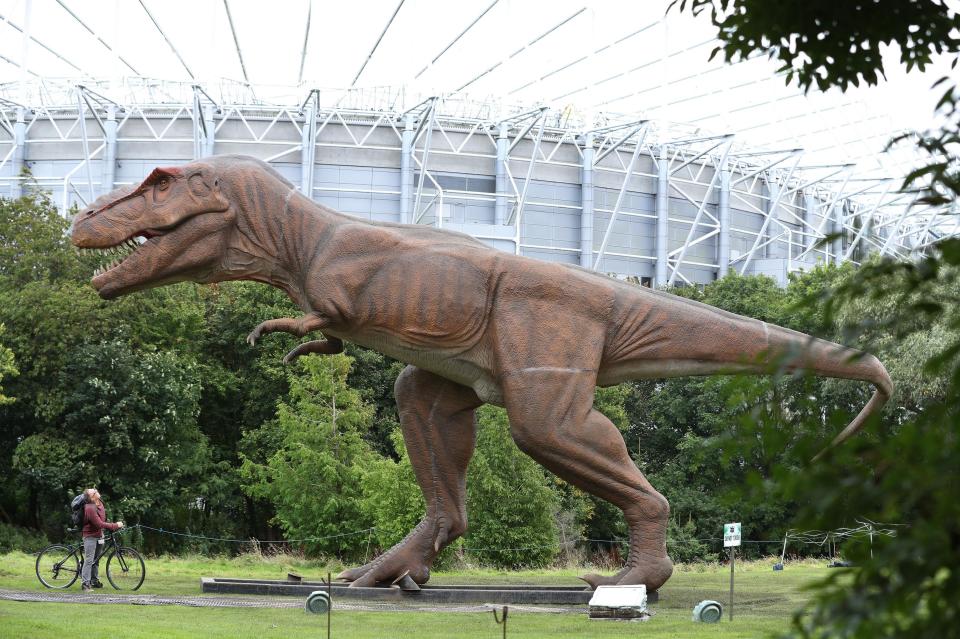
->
<box><xmin>724</xmin><ymin>522</ymin><xmax>741</xmax><ymax>547</ymax></box>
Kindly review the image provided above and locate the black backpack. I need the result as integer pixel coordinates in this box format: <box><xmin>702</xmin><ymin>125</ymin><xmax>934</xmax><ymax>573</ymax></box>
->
<box><xmin>70</xmin><ymin>493</ymin><xmax>88</xmax><ymax>528</ymax></box>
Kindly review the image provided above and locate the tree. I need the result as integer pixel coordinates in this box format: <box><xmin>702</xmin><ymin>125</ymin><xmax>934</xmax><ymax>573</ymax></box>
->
<box><xmin>11</xmin><ymin>340</ymin><xmax>208</xmax><ymax>535</ymax></box>
<box><xmin>674</xmin><ymin>0</ymin><xmax>959</xmax><ymax>92</ymax></box>
<box><xmin>359</xmin><ymin>428</ymin><xmax>427</xmax><ymax>553</ymax></box>
<box><xmin>239</xmin><ymin>354</ymin><xmax>376</xmax><ymax>559</ymax></box>
<box><xmin>673</xmin><ymin>2</ymin><xmax>960</xmax><ymax>635</ymax></box>
<box><xmin>0</xmin><ymin>189</ymin><xmax>88</xmax><ymax>288</ymax></box>
<box><xmin>0</xmin><ymin>323</ymin><xmax>16</xmax><ymax>406</ymax></box>
<box><xmin>344</xmin><ymin>343</ymin><xmax>405</xmax><ymax>457</ymax></box>
<box><xmin>464</xmin><ymin>406</ymin><xmax>560</xmax><ymax>569</ymax></box>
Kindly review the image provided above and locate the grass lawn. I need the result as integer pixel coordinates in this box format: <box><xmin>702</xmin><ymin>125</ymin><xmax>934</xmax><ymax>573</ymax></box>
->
<box><xmin>0</xmin><ymin>551</ymin><xmax>825</xmax><ymax>638</ymax></box>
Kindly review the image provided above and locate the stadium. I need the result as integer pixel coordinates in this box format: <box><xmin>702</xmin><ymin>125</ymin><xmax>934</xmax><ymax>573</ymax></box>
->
<box><xmin>0</xmin><ymin>0</ymin><xmax>948</xmax><ymax>287</ymax></box>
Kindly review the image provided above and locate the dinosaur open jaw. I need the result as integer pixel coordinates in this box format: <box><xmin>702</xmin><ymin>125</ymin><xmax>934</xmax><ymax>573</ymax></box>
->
<box><xmin>81</xmin><ymin>234</ymin><xmax>156</xmax><ymax>281</ymax></box>
<box><xmin>81</xmin><ymin>235</ymin><xmax>150</xmax><ymax>278</ymax></box>
<box><xmin>83</xmin><ymin>226</ymin><xmax>172</xmax><ymax>297</ymax></box>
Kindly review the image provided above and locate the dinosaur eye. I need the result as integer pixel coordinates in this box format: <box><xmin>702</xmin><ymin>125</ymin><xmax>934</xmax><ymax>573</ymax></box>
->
<box><xmin>157</xmin><ymin>177</ymin><xmax>171</xmax><ymax>191</ymax></box>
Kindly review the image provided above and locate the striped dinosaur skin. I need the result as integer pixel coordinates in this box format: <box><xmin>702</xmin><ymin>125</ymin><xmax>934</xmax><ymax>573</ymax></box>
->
<box><xmin>70</xmin><ymin>155</ymin><xmax>893</xmax><ymax>592</ymax></box>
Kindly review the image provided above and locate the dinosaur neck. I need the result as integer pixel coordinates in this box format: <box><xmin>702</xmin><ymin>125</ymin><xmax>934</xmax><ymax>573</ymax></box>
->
<box><xmin>227</xmin><ymin>182</ymin><xmax>339</xmax><ymax>308</ymax></box>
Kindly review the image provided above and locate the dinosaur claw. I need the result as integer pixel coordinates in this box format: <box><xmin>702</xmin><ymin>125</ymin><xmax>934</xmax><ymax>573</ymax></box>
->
<box><xmin>394</xmin><ymin>572</ymin><xmax>420</xmax><ymax>591</ymax></box>
<box><xmin>579</xmin><ymin>573</ymin><xmax>619</xmax><ymax>590</ymax></box>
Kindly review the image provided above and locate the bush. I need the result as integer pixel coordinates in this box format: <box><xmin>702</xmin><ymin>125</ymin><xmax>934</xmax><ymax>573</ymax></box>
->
<box><xmin>0</xmin><ymin>522</ymin><xmax>49</xmax><ymax>553</ymax></box>
<box><xmin>464</xmin><ymin>406</ymin><xmax>559</xmax><ymax>569</ymax></box>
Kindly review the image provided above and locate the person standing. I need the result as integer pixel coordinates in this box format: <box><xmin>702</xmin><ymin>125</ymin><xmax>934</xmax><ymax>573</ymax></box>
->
<box><xmin>81</xmin><ymin>488</ymin><xmax>123</xmax><ymax>592</ymax></box>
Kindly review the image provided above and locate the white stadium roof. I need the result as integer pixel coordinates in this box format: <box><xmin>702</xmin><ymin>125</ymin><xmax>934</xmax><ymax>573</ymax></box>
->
<box><xmin>0</xmin><ymin>0</ymin><xmax>955</xmax><ymax>245</ymax></box>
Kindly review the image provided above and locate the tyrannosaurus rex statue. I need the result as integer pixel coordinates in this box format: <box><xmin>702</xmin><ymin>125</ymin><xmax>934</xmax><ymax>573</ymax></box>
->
<box><xmin>70</xmin><ymin>155</ymin><xmax>892</xmax><ymax>592</ymax></box>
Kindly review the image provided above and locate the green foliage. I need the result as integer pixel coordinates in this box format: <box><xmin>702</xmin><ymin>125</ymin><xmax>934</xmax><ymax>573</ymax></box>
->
<box><xmin>897</xmin><ymin>79</ymin><xmax>960</xmax><ymax>207</ymax></box>
<box><xmin>710</xmin><ymin>250</ymin><xmax>960</xmax><ymax>638</ymax></box>
<box><xmin>0</xmin><ymin>187</ymin><xmax>87</xmax><ymax>288</ymax></box>
<box><xmin>666</xmin><ymin>517</ymin><xmax>714</xmax><ymax>564</ymax></box>
<box><xmin>239</xmin><ymin>355</ymin><xmax>376</xmax><ymax>558</ymax></box>
<box><xmin>0</xmin><ymin>323</ymin><xmax>16</xmax><ymax>405</ymax></box>
<box><xmin>11</xmin><ymin>432</ymin><xmax>83</xmax><ymax>503</ymax></box>
<box><xmin>0</xmin><ymin>522</ymin><xmax>48</xmax><ymax>553</ymax></box>
<box><xmin>18</xmin><ymin>340</ymin><xmax>208</xmax><ymax>530</ymax></box>
<box><xmin>671</xmin><ymin>0</ymin><xmax>960</xmax><ymax>92</ymax></box>
<box><xmin>344</xmin><ymin>343</ymin><xmax>405</xmax><ymax>457</ymax></box>
<box><xmin>359</xmin><ymin>428</ymin><xmax>424</xmax><ymax>550</ymax></box>
<box><xmin>465</xmin><ymin>406</ymin><xmax>559</xmax><ymax>568</ymax></box>
<box><xmin>668</xmin><ymin>2</ymin><xmax>960</xmax><ymax>632</ymax></box>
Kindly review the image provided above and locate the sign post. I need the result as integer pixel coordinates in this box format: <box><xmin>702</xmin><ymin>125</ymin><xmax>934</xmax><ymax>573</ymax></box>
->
<box><xmin>723</xmin><ymin>522</ymin><xmax>741</xmax><ymax>621</ymax></box>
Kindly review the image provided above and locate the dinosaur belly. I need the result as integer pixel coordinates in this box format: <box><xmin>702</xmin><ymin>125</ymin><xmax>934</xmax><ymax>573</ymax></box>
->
<box><xmin>338</xmin><ymin>328</ymin><xmax>504</xmax><ymax>406</ymax></box>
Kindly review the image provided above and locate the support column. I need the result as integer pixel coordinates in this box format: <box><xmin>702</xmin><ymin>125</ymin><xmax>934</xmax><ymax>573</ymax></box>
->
<box><xmin>763</xmin><ymin>180</ymin><xmax>778</xmax><ymax>259</ymax></box>
<box><xmin>399</xmin><ymin>115</ymin><xmax>414</xmax><ymax>225</ymax></box>
<box><xmin>832</xmin><ymin>200</ymin><xmax>845</xmax><ymax>264</ymax></box>
<box><xmin>300</xmin><ymin>102</ymin><xmax>315</xmax><ymax>198</ymax></box>
<box><xmin>803</xmin><ymin>192</ymin><xmax>819</xmax><ymax>259</ymax></box>
<box><xmin>655</xmin><ymin>146</ymin><xmax>669</xmax><ymax>287</ymax></box>
<box><xmin>718</xmin><ymin>167</ymin><xmax>731</xmax><ymax>278</ymax></box>
<box><xmin>857</xmin><ymin>211</ymin><xmax>872</xmax><ymax>261</ymax></box>
<box><xmin>101</xmin><ymin>106</ymin><xmax>117</xmax><ymax>196</ymax></box>
<box><xmin>203</xmin><ymin>105</ymin><xmax>216</xmax><ymax>157</ymax></box>
<box><xmin>580</xmin><ymin>132</ymin><xmax>595</xmax><ymax>268</ymax></box>
<box><xmin>10</xmin><ymin>107</ymin><xmax>26</xmax><ymax>199</ymax></box>
<box><xmin>495</xmin><ymin>124</ymin><xmax>509</xmax><ymax>226</ymax></box>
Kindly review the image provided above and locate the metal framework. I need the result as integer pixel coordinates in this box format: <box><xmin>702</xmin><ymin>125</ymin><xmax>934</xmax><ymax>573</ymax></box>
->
<box><xmin>0</xmin><ymin>78</ymin><xmax>952</xmax><ymax>287</ymax></box>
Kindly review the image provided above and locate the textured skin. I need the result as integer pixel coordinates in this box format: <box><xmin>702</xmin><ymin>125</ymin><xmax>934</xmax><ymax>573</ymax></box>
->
<box><xmin>70</xmin><ymin>155</ymin><xmax>893</xmax><ymax>592</ymax></box>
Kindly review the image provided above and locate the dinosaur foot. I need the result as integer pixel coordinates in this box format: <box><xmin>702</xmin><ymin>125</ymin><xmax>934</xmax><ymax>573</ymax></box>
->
<box><xmin>337</xmin><ymin>520</ymin><xmax>442</xmax><ymax>588</ymax></box>
<box><xmin>338</xmin><ymin>554</ymin><xmax>431</xmax><ymax>589</ymax></box>
<box><xmin>580</xmin><ymin>556</ymin><xmax>673</xmax><ymax>592</ymax></box>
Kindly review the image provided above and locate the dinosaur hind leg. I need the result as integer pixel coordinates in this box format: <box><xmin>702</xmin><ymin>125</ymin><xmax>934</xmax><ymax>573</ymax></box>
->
<box><xmin>339</xmin><ymin>365</ymin><xmax>481</xmax><ymax>588</ymax></box>
<box><xmin>501</xmin><ymin>369</ymin><xmax>673</xmax><ymax>592</ymax></box>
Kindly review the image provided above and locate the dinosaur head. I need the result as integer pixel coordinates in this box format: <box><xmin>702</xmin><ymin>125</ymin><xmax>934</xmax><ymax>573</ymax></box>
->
<box><xmin>70</xmin><ymin>160</ymin><xmax>236</xmax><ymax>299</ymax></box>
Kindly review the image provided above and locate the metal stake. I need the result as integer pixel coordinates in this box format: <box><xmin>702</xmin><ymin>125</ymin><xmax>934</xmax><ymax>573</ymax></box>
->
<box><xmin>729</xmin><ymin>547</ymin><xmax>735</xmax><ymax>621</ymax></box>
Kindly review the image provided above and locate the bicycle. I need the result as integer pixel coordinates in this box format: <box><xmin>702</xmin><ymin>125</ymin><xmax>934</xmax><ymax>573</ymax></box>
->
<box><xmin>35</xmin><ymin>528</ymin><xmax>146</xmax><ymax>591</ymax></box>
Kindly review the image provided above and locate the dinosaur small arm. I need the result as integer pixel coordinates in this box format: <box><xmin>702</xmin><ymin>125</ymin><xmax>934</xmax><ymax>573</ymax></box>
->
<box><xmin>70</xmin><ymin>155</ymin><xmax>893</xmax><ymax>592</ymax></box>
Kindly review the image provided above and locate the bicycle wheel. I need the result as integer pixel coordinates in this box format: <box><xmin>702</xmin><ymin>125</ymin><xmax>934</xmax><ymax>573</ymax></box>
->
<box><xmin>105</xmin><ymin>547</ymin><xmax>145</xmax><ymax>591</ymax></box>
<box><xmin>35</xmin><ymin>544</ymin><xmax>80</xmax><ymax>589</ymax></box>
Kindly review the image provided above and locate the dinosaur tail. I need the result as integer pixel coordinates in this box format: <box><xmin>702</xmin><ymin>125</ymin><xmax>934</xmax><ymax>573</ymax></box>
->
<box><xmin>764</xmin><ymin>324</ymin><xmax>893</xmax><ymax>459</ymax></box>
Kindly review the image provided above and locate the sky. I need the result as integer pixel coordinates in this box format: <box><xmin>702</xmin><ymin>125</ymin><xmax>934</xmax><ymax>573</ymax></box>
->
<box><xmin>0</xmin><ymin>0</ymin><xmax>953</xmax><ymax>182</ymax></box>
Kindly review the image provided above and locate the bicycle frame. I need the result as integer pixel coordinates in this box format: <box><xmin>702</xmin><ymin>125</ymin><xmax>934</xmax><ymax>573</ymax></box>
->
<box><xmin>54</xmin><ymin>531</ymin><xmax>126</xmax><ymax>576</ymax></box>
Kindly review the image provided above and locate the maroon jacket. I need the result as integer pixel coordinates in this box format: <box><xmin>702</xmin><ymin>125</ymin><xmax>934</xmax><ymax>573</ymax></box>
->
<box><xmin>82</xmin><ymin>502</ymin><xmax>119</xmax><ymax>538</ymax></box>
